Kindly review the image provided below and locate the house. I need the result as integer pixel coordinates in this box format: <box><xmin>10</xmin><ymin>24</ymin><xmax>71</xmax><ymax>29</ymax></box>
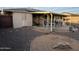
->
<box><xmin>0</xmin><ymin>8</ymin><xmax>66</xmax><ymax>30</ymax></box>
<box><xmin>63</xmin><ymin>12</ymin><xmax>79</xmax><ymax>26</ymax></box>
<box><xmin>32</xmin><ymin>12</ymin><xmax>66</xmax><ymax>27</ymax></box>
<box><xmin>0</xmin><ymin>8</ymin><xmax>42</xmax><ymax>28</ymax></box>
<box><xmin>1</xmin><ymin>8</ymin><xmax>79</xmax><ymax>32</ymax></box>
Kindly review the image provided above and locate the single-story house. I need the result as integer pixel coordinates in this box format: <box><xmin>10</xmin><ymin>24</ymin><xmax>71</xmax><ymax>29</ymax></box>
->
<box><xmin>0</xmin><ymin>8</ymin><xmax>66</xmax><ymax>29</ymax></box>
<box><xmin>0</xmin><ymin>8</ymin><xmax>42</xmax><ymax>28</ymax></box>
<box><xmin>32</xmin><ymin>12</ymin><xmax>66</xmax><ymax>27</ymax></box>
<box><xmin>63</xmin><ymin>12</ymin><xmax>79</xmax><ymax>26</ymax></box>
<box><xmin>0</xmin><ymin>8</ymin><xmax>79</xmax><ymax>32</ymax></box>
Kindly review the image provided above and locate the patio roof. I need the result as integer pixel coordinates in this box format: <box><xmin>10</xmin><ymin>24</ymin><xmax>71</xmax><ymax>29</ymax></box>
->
<box><xmin>62</xmin><ymin>12</ymin><xmax>79</xmax><ymax>16</ymax></box>
<box><xmin>31</xmin><ymin>11</ymin><xmax>50</xmax><ymax>14</ymax></box>
<box><xmin>32</xmin><ymin>11</ymin><xmax>66</xmax><ymax>16</ymax></box>
<box><xmin>0</xmin><ymin>8</ymin><xmax>44</xmax><ymax>13</ymax></box>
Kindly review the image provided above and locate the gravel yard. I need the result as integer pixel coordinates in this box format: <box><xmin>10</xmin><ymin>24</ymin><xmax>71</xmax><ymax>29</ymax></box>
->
<box><xmin>30</xmin><ymin>27</ymin><xmax>79</xmax><ymax>51</ymax></box>
<box><xmin>30</xmin><ymin>34</ymin><xmax>79</xmax><ymax>51</ymax></box>
<box><xmin>0</xmin><ymin>27</ymin><xmax>44</xmax><ymax>51</ymax></box>
<box><xmin>0</xmin><ymin>27</ymin><xmax>79</xmax><ymax>51</ymax></box>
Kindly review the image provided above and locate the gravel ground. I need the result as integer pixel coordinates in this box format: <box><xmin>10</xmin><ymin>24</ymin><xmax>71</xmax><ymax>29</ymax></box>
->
<box><xmin>0</xmin><ymin>27</ymin><xmax>79</xmax><ymax>51</ymax></box>
<box><xmin>0</xmin><ymin>27</ymin><xmax>44</xmax><ymax>51</ymax></box>
<box><xmin>30</xmin><ymin>34</ymin><xmax>79</xmax><ymax>51</ymax></box>
<box><xmin>30</xmin><ymin>27</ymin><xmax>79</xmax><ymax>51</ymax></box>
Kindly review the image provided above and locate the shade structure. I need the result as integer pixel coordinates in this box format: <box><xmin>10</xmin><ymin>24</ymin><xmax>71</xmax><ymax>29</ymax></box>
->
<box><xmin>32</xmin><ymin>11</ymin><xmax>54</xmax><ymax>32</ymax></box>
<box><xmin>31</xmin><ymin>11</ymin><xmax>50</xmax><ymax>14</ymax></box>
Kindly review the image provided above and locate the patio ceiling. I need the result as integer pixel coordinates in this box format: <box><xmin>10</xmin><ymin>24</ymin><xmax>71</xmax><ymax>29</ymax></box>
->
<box><xmin>31</xmin><ymin>11</ymin><xmax>66</xmax><ymax>16</ymax></box>
<box><xmin>31</xmin><ymin>11</ymin><xmax>50</xmax><ymax>14</ymax></box>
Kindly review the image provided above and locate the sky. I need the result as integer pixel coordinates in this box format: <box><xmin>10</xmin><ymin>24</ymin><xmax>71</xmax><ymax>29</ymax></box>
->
<box><xmin>0</xmin><ymin>0</ymin><xmax>79</xmax><ymax>13</ymax></box>
<box><xmin>0</xmin><ymin>0</ymin><xmax>79</xmax><ymax>7</ymax></box>
<box><xmin>34</xmin><ymin>7</ymin><xmax>79</xmax><ymax>13</ymax></box>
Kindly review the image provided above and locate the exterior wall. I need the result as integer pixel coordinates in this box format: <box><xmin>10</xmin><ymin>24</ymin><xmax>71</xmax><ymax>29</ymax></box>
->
<box><xmin>25</xmin><ymin>13</ymin><xmax>32</xmax><ymax>26</ymax></box>
<box><xmin>70</xmin><ymin>16</ymin><xmax>79</xmax><ymax>24</ymax></box>
<box><xmin>64</xmin><ymin>16</ymin><xmax>79</xmax><ymax>24</ymax></box>
<box><xmin>63</xmin><ymin>16</ymin><xmax>71</xmax><ymax>23</ymax></box>
<box><xmin>13</xmin><ymin>13</ymin><xmax>32</xmax><ymax>28</ymax></box>
<box><xmin>63</xmin><ymin>13</ymin><xmax>79</xmax><ymax>25</ymax></box>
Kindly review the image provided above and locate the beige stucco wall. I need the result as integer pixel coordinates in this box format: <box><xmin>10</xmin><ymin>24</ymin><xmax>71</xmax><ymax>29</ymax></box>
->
<box><xmin>70</xmin><ymin>16</ymin><xmax>79</xmax><ymax>24</ymax></box>
<box><xmin>13</xmin><ymin>13</ymin><xmax>32</xmax><ymax>28</ymax></box>
<box><xmin>64</xmin><ymin>16</ymin><xmax>79</xmax><ymax>24</ymax></box>
<box><xmin>25</xmin><ymin>13</ymin><xmax>32</xmax><ymax>26</ymax></box>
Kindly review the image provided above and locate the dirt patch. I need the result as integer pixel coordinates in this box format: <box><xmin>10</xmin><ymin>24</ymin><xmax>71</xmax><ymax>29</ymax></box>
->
<box><xmin>30</xmin><ymin>34</ymin><xmax>79</xmax><ymax>51</ymax></box>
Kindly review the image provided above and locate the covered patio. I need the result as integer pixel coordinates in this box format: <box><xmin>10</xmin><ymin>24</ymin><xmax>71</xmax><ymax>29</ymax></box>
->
<box><xmin>32</xmin><ymin>11</ymin><xmax>65</xmax><ymax>32</ymax></box>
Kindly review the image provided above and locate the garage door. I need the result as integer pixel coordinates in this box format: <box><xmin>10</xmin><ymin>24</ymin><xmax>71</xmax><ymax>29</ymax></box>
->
<box><xmin>0</xmin><ymin>16</ymin><xmax>13</xmax><ymax>28</ymax></box>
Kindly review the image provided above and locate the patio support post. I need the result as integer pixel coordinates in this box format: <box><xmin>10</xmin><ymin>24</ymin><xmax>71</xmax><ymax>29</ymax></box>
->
<box><xmin>50</xmin><ymin>13</ymin><xmax>53</xmax><ymax>32</ymax></box>
<box><xmin>1</xmin><ymin>8</ymin><xmax>4</xmax><ymax>15</ymax></box>
<box><xmin>46</xmin><ymin>14</ymin><xmax>49</xmax><ymax>28</ymax></box>
<box><xmin>70</xmin><ymin>16</ymin><xmax>72</xmax><ymax>26</ymax></box>
<box><xmin>53</xmin><ymin>15</ymin><xmax>55</xmax><ymax>28</ymax></box>
<box><xmin>62</xmin><ymin>17</ymin><xmax>64</xmax><ymax>26</ymax></box>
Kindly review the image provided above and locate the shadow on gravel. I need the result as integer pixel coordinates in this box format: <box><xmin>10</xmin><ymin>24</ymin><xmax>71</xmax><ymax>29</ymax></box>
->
<box><xmin>52</xmin><ymin>31</ymin><xmax>79</xmax><ymax>41</ymax></box>
<box><xmin>0</xmin><ymin>27</ymin><xmax>45</xmax><ymax>51</ymax></box>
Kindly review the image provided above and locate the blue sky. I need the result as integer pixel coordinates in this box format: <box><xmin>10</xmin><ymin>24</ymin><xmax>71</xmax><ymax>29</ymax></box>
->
<box><xmin>34</xmin><ymin>7</ymin><xmax>79</xmax><ymax>13</ymax></box>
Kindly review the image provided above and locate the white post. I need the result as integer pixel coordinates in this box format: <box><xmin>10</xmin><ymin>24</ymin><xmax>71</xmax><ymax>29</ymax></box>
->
<box><xmin>1</xmin><ymin>8</ymin><xmax>4</xmax><ymax>15</ymax></box>
<box><xmin>50</xmin><ymin>13</ymin><xmax>53</xmax><ymax>32</ymax></box>
<box><xmin>62</xmin><ymin>17</ymin><xmax>64</xmax><ymax>26</ymax></box>
<box><xmin>70</xmin><ymin>16</ymin><xmax>72</xmax><ymax>26</ymax></box>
